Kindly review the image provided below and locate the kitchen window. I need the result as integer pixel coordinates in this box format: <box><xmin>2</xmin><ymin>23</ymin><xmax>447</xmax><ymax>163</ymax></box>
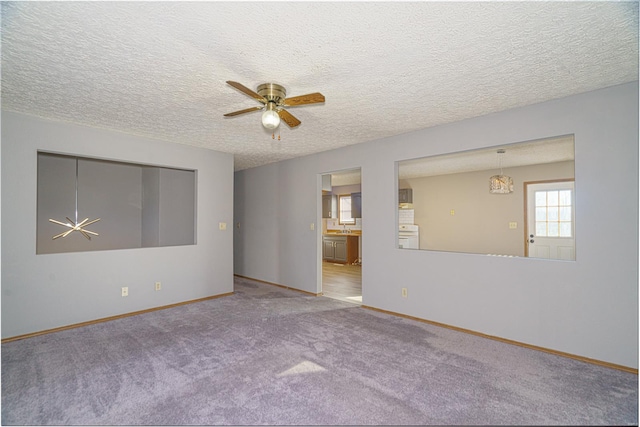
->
<box><xmin>338</xmin><ymin>194</ymin><xmax>355</xmax><ymax>225</ymax></box>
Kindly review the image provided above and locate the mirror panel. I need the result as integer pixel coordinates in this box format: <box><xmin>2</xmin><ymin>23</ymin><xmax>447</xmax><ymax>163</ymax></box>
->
<box><xmin>37</xmin><ymin>152</ymin><xmax>196</xmax><ymax>254</ymax></box>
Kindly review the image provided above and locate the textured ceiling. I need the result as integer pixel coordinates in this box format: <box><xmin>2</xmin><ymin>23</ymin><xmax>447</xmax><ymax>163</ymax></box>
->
<box><xmin>1</xmin><ymin>2</ymin><xmax>637</xmax><ymax>171</ymax></box>
<box><xmin>330</xmin><ymin>134</ymin><xmax>574</xmax><ymax>186</ymax></box>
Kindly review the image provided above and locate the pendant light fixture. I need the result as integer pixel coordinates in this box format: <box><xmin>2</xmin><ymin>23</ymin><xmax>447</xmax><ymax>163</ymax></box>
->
<box><xmin>49</xmin><ymin>157</ymin><xmax>100</xmax><ymax>240</ymax></box>
<box><xmin>489</xmin><ymin>149</ymin><xmax>514</xmax><ymax>194</ymax></box>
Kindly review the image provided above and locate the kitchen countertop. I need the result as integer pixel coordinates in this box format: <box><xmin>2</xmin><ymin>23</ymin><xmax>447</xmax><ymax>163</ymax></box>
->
<box><xmin>323</xmin><ymin>230</ymin><xmax>361</xmax><ymax>236</ymax></box>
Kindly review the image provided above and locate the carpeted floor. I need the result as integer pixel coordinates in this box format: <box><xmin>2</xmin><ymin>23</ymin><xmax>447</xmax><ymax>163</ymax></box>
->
<box><xmin>2</xmin><ymin>276</ymin><xmax>637</xmax><ymax>425</ymax></box>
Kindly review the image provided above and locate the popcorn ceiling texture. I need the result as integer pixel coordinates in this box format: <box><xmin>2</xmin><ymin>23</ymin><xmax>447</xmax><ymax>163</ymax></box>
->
<box><xmin>1</xmin><ymin>2</ymin><xmax>637</xmax><ymax>170</ymax></box>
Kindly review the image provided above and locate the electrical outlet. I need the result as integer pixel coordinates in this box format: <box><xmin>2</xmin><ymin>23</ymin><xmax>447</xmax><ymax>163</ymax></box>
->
<box><xmin>310</xmin><ymin>223</ymin><xmax>315</xmax><ymax>230</ymax></box>
<box><xmin>155</xmin><ymin>282</ymin><xmax>161</xmax><ymax>291</ymax></box>
<box><xmin>450</xmin><ymin>209</ymin><xmax>455</xmax><ymax>216</ymax></box>
<box><xmin>402</xmin><ymin>287</ymin><xmax>408</xmax><ymax>298</ymax></box>
<box><xmin>121</xmin><ymin>287</ymin><xmax>128</xmax><ymax>297</ymax></box>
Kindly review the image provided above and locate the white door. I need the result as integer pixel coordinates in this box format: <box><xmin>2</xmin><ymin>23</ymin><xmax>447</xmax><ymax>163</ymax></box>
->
<box><xmin>525</xmin><ymin>181</ymin><xmax>575</xmax><ymax>260</ymax></box>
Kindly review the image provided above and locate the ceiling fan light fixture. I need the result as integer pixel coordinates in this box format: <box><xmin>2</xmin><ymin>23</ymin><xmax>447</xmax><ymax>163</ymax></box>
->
<box><xmin>261</xmin><ymin>103</ymin><xmax>280</xmax><ymax>129</ymax></box>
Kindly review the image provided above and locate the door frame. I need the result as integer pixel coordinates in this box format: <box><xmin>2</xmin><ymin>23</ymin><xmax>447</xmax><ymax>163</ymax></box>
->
<box><xmin>317</xmin><ymin>168</ymin><xmax>362</xmax><ymax>297</ymax></box>
<box><xmin>523</xmin><ymin>178</ymin><xmax>575</xmax><ymax>258</ymax></box>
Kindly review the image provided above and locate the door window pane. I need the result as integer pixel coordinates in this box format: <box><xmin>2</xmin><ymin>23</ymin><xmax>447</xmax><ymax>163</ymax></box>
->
<box><xmin>559</xmin><ymin>190</ymin><xmax>572</xmax><ymax>205</ymax></box>
<box><xmin>534</xmin><ymin>189</ymin><xmax>573</xmax><ymax>238</ymax></box>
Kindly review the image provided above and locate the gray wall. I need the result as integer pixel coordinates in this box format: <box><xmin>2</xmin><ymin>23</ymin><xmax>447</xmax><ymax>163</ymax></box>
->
<box><xmin>403</xmin><ymin>160</ymin><xmax>574</xmax><ymax>256</ymax></box>
<box><xmin>331</xmin><ymin>184</ymin><xmax>361</xmax><ymax>195</ymax></box>
<box><xmin>2</xmin><ymin>111</ymin><xmax>234</xmax><ymax>338</ymax></box>
<box><xmin>233</xmin><ymin>82</ymin><xmax>639</xmax><ymax>369</ymax></box>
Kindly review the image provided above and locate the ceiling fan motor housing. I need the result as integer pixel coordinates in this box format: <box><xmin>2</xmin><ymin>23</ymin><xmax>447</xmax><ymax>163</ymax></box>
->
<box><xmin>257</xmin><ymin>83</ymin><xmax>286</xmax><ymax>105</ymax></box>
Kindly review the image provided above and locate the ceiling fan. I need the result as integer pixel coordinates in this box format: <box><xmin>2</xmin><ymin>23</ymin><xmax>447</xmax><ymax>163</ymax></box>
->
<box><xmin>224</xmin><ymin>81</ymin><xmax>325</xmax><ymax>129</ymax></box>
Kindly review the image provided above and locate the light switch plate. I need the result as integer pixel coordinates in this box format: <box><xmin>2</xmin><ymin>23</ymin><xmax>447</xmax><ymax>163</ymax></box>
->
<box><xmin>509</xmin><ymin>222</ymin><xmax>517</xmax><ymax>229</ymax></box>
<box><xmin>219</xmin><ymin>222</ymin><xmax>227</xmax><ymax>230</ymax></box>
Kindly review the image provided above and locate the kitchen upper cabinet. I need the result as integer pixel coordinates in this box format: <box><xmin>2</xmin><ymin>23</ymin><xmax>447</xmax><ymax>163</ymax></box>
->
<box><xmin>351</xmin><ymin>192</ymin><xmax>361</xmax><ymax>218</ymax></box>
<box><xmin>399</xmin><ymin>188</ymin><xmax>413</xmax><ymax>204</ymax></box>
<box><xmin>322</xmin><ymin>194</ymin><xmax>337</xmax><ymax>218</ymax></box>
<box><xmin>322</xmin><ymin>174</ymin><xmax>332</xmax><ymax>192</ymax></box>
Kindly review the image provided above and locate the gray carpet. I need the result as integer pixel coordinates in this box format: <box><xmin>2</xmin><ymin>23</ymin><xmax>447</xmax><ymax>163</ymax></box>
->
<box><xmin>2</xmin><ymin>276</ymin><xmax>637</xmax><ymax>425</ymax></box>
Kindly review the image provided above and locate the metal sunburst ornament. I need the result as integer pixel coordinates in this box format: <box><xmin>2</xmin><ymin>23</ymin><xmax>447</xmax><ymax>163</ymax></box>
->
<box><xmin>49</xmin><ymin>157</ymin><xmax>100</xmax><ymax>240</ymax></box>
<box><xmin>49</xmin><ymin>216</ymin><xmax>100</xmax><ymax>240</ymax></box>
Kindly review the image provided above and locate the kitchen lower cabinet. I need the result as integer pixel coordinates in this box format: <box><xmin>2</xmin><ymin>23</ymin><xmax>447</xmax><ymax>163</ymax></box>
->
<box><xmin>323</xmin><ymin>238</ymin><xmax>336</xmax><ymax>260</ymax></box>
<box><xmin>323</xmin><ymin>235</ymin><xmax>359</xmax><ymax>264</ymax></box>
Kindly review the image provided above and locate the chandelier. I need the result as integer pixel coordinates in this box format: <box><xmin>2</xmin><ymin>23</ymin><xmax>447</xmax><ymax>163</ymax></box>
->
<box><xmin>49</xmin><ymin>157</ymin><xmax>101</xmax><ymax>240</ymax></box>
<box><xmin>489</xmin><ymin>149</ymin><xmax>514</xmax><ymax>194</ymax></box>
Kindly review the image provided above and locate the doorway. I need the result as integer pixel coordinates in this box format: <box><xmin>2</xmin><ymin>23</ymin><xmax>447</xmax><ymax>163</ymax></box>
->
<box><xmin>525</xmin><ymin>180</ymin><xmax>576</xmax><ymax>260</ymax></box>
<box><xmin>320</xmin><ymin>169</ymin><xmax>362</xmax><ymax>304</ymax></box>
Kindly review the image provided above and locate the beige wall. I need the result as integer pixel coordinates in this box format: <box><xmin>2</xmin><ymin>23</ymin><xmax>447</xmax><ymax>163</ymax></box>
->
<box><xmin>401</xmin><ymin>161</ymin><xmax>574</xmax><ymax>256</ymax></box>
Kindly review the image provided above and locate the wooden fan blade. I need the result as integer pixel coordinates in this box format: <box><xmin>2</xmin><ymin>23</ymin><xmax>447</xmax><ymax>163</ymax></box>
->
<box><xmin>226</xmin><ymin>81</ymin><xmax>267</xmax><ymax>103</ymax></box>
<box><xmin>224</xmin><ymin>106</ymin><xmax>264</xmax><ymax>117</ymax></box>
<box><xmin>283</xmin><ymin>92</ymin><xmax>325</xmax><ymax>107</ymax></box>
<box><xmin>278</xmin><ymin>109</ymin><xmax>301</xmax><ymax>128</ymax></box>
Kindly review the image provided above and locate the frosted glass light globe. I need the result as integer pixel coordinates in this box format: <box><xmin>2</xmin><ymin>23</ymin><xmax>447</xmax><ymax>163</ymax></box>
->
<box><xmin>261</xmin><ymin>109</ymin><xmax>280</xmax><ymax>129</ymax></box>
